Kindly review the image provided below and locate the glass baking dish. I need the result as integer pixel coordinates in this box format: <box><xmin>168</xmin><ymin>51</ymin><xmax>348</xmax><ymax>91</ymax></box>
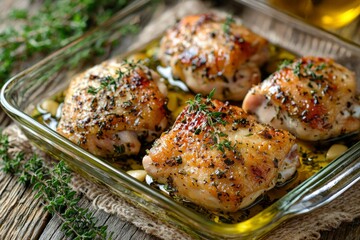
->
<box><xmin>1</xmin><ymin>0</ymin><xmax>360</xmax><ymax>239</ymax></box>
<box><xmin>255</xmin><ymin>0</ymin><xmax>360</xmax><ymax>45</ymax></box>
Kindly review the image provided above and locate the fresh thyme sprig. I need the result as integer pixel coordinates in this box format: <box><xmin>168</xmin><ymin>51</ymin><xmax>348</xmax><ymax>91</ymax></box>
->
<box><xmin>277</xmin><ymin>59</ymin><xmax>293</xmax><ymax>70</ymax></box>
<box><xmin>0</xmin><ymin>133</ymin><xmax>110</xmax><ymax>239</ymax></box>
<box><xmin>293</xmin><ymin>61</ymin><xmax>301</xmax><ymax>77</ymax></box>
<box><xmin>88</xmin><ymin>76</ymin><xmax>118</xmax><ymax>95</ymax></box>
<box><xmin>186</xmin><ymin>89</ymin><xmax>238</xmax><ymax>153</ymax></box>
<box><xmin>187</xmin><ymin>89</ymin><xmax>227</xmax><ymax>128</ymax></box>
<box><xmin>0</xmin><ymin>0</ymin><xmax>136</xmax><ymax>87</ymax></box>
<box><xmin>291</xmin><ymin>60</ymin><xmax>325</xmax><ymax>80</ymax></box>
<box><xmin>223</xmin><ymin>15</ymin><xmax>235</xmax><ymax>35</ymax></box>
<box><xmin>87</xmin><ymin>59</ymin><xmax>141</xmax><ymax>95</ymax></box>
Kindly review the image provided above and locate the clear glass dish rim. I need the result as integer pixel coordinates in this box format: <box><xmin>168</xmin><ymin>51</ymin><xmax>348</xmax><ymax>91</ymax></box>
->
<box><xmin>1</xmin><ymin>0</ymin><xmax>360</xmax><ymax>238</ymax></box>
<box><xmin>239</xmin><ymin>0</ymin><xmax>360</xmax><ymax>54</ymax></box>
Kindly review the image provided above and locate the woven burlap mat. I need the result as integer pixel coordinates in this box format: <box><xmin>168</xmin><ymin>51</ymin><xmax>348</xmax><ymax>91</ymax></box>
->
<box><xmin>4</xmin><ymin>123</ymin><xmax>360</xmax><ymax>240</ymax></box>
<box><xmin>5</xmin><ymin>122</ymin><xmax>360</xmax><ymax>240</ymax></box>
<box><xmin>3</xmin><ymin>1</ymin><xmax>360</xmax><ymax>239</ymax></box>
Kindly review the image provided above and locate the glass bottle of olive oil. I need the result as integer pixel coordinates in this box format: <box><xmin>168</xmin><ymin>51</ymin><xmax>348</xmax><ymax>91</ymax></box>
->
<box><xmin>270</xmin><ymin>0</ymin><xmax>360</xmax><ymax>29</ymax></box>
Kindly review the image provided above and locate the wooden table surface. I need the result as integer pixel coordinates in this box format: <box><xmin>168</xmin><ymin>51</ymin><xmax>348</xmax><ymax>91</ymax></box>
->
<box><xmin>1</xmin><ymin>169</ymin><xmax>360</xmax><ymax>240</ymax></box>
<box><xmin>1</xmin><ymin>1</ymin><xmax>360</xmax><ymax>239</ymax></box>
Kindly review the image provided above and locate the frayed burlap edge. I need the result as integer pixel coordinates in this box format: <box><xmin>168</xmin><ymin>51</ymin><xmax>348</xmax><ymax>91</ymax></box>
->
<box><xmin>4</xmin><ymin>123</ymin><xmax>360</xmax><ymax>240</ymax></box>
<box><xmin>71</xmin><ymin>175</ymin><xmax>193</xmax><ymax>240</ymax></box>
<box><xmin>3</xmin><ymin>124</ymin><xmax>192</xmax><ymax>240</ymax></box>
<box><xmin>3</xmin><ymin>1</ymin><xmax>360</xmax><ymax>239</ymax></box>
<box><xmin>265</xmin><ymin>184</ymin><xmax>360</xmax><ymax>240</ymax></box>
<box><xmin>72</xmin><ymin>167</ymin><xmax>360</xmax><ymax>240</ymax></box>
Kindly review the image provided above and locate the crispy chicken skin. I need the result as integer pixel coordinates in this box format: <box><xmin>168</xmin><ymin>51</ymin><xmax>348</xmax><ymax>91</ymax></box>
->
<box><xmin>243</xmin><ymin>56</ymin><xmax>360</xmax><ymax>141</ymax></box>
<box><xmin>57</xmin><ymin>60</ymin><xmax>168</xmax><ymax>158</ymax></box>
<box><xmin>158</xmin><ymin>14</ymin><xmax>269</xmax><ymax>101</ymax></box>
<box><xmin>143</xmin><ymin>96</ymin><xmax>299</xmax><ymax>212</ymax></box>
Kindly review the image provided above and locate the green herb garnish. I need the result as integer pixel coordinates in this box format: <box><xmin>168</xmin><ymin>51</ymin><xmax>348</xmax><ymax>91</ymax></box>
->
<box><xmin>88</xmin><ymin>86</ymin><xmax>100</xmax><ymax>95</ymax></box>
<box><xmin>0</xmin><ymin>133</ymin><xmax>111</xmax><ymax>239</ymax></box>
<box><xmin>0</xmin><ymin>0</ymin><xmax>137</xmax><ymax>88</ymax></box>
<box><xmin>315</xmin><ymin>63</ymin><xmax>326</xmax><ymax>71</ymax></box>
<box><xmin>187</xmin><ymin>89</ymin><xmax>227</xmax><ymax>127</ymax></box>
<box><xmin>88</xmin><ymin>76</ymin><xmax>118</xmax><ymax>95</ymax></box>
<box><xmin>87</xmin><ymin>60</ymin><xmax>140</xmax><ymax>95</ymax></box>
<box><xmin>277</xmin><ymin>59</ymin><xmax>293</xmax><ymax>70</ymax></box>
<box><xmin>292</xmin><ymin>60</ymin><xmax>325</xmax><ymax>80</ymax></box>
<box><xmin>223</xmin><ymin>15</ymin><xmax>235</xmax><ymax>35</ymax></box>
<box><xmin>293</xmin><ymin>62</ymin><xmax>302</xmax><ymax>77</ymax></box>
<box><xmin>215</xmin><ymin>139</ymin><xmax>235</xmax><ymax>153</ymax></box>
<box><xmin>187</xmin><ymin>90</ymin><xmax>238</xmax><ymax>153</ymax></box>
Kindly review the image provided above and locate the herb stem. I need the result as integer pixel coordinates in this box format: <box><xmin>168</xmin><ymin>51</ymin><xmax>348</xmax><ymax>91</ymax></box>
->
<box><xmin>0</xmin><ymin>133</ymin><xmax>110</xmax><ymax>239</ymax></box>
<box><xmin>0</xmin><ymin>0</ymin><xmax>134</xmax><ymax>86</ymax></box>
<box><xmin>28</xmin><ymin>169</ymin><xmax>105</xmax><ymax>239</ymax></box>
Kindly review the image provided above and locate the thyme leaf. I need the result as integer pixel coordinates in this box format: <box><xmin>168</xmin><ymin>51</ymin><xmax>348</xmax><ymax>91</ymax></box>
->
<box><xmin>186</xmin><ymin>89</ymin><xmax>227</xmax><ymax>128</ymax></box>
<box><xmin>186</xmin><ymin>90</ymin><xmax>237</xmax><ymax>153</ymax></box>
<box><xmin>0</xmin><ymin>133</ymin><xmax>111</xmax><ymax>239</ymax></box>
<box><xmin>223</xmin><ymin>15</ymin><xmax>235</xmax><ymax>35</ymax></box>
<box><xmin>293</xmin><ymin>62</ymin><xmax>301</xmax><ymax>77</ymax></box>
<box><xmin>87</xmin><ymin>60</ymin><xmax>141</xmax><ymax>95</ymax></box>
<box><xmin>292</xmin><ymin>60</ymin><xmax>325</xmax><ymax>80</ymax></box>
<box><xmin>0</xmin><ymin>0</ymin><xmax>137</xmax><ymax>87</ymax></box>
<box><xmin>277</xmin><ymin>59</ymin><xmax>293</xmax><ymax>70</ymax></box>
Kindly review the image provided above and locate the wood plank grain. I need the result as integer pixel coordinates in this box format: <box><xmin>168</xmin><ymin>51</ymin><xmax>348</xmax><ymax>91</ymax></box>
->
<box><xmin>320</xmin><ymin>218</ymin><xmax>360</xmax><ymax>240</ymax></box>
<box><xmin>0</xmin><ymin>174</ymin><xmax>49</xmax><ymax>239</ymax></box>
<box><xmin>2</xmin><ymin>161</ymin><xmax>360</xmax><ymax>240</ymax></box>
<box><xmin>39</xmin><ymin>211</ymin><xmax>64</xmax><ymax>240</ymax></box>
<box><xmin>0</xmin><ymin>170</ymin><xmax>158</xmax><ymax>240</ymax></box>
<box><xmin>0</xmin><ymin>1</ymin><xmax>359</xmax><ymax>240</ymax></box>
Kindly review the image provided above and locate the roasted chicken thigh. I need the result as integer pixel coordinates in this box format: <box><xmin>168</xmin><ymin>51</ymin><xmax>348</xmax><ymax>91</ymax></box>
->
<box><xmin>57</xmin><ymin>60</ymin><xmax>168</xmax><ymax>158</ymax></box>
<box><xmin>143</xmin><ymin>95</ymin><xmax>299</xmax><ymax>212</ymax></box>
<box><xmin>158</xmin><ymin>14</ymin><xmax>269</xmax><ymax>101</ymax></box>
<box><xmin>243</xmin><ymin>57</ymin><xmax>360</xmax><ymax>141</ymax></box>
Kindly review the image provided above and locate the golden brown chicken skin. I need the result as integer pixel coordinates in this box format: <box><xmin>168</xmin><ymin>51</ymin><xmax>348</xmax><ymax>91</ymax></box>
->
<box><xmin>57</xmin><ymin>60</ymin><xmax>168</xmax><ymax>158</ymax></box>
<box><xmin>143</xmin><ymin>95</ymin><xmax>299</xmax><ymax>212</ymax></box>
<box><xmin>158</xmin><ymin>14</ymin><xmax>269</xmax><ymax>101</ymax></box>
<box><xmin>243</xmin><ymin>56</ymin><xmax>360</xmax><ymax>141</ymax></box>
